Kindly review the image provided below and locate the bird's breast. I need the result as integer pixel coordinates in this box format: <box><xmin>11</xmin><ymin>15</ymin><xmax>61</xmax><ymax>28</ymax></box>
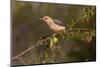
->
<box><xmin>49</xmin><ymin>23</ymin><xmax>66</xmax><ymax>32</ymax></box>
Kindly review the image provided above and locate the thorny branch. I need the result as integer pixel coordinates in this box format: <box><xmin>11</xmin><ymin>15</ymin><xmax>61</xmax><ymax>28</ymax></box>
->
<box><xmin>11</xmin><ymin>28</ymin><xmax>89</xmax><ymax>61</ymax></box>
<box><xmin>11</xmin><ymin>33</ymin><xmax>57</xmax><ymax>60</ymax></box>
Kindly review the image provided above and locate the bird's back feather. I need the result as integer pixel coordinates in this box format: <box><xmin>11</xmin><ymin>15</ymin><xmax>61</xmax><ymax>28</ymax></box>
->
<box><xmin>53</xmin><ymin>19</ymin><xmax>66</xmax><ymax>27</ymax></box>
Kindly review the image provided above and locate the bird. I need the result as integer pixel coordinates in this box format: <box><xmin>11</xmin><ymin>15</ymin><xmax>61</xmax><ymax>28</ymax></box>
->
<box><xmin>40</xmin><ymin>16</ymin><xmax>66</xmax><ymax>34</ymax></box>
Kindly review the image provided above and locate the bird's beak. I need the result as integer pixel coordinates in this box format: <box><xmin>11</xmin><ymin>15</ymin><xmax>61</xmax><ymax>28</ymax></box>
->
<box><xmin>40</xmin><ymin>18</ymin><xmax>43</xmax><ymax>20</ymax></box>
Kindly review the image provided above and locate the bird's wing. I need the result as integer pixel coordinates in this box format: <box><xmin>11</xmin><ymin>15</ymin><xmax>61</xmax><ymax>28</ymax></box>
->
<box><xmin>53</xmin><ymin>19</ymin><xmax>66</xmax><ymax>27</ymax></box>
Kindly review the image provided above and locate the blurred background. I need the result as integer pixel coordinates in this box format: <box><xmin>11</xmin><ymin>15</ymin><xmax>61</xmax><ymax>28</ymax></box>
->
<box><xmin>11</xmin><ymin>0</ymin><xmax>96</xmax><ymax>66</ymax></box>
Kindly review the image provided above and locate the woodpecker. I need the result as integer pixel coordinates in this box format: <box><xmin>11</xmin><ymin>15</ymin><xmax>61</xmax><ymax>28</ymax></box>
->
<box><xmin>40</xmin><ymin>16</ymin><xmax>66</xmax><ymax>33</ymax></box>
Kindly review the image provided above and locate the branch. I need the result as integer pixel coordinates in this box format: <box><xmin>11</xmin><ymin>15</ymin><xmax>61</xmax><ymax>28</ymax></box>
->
<box><xmin>11</xmin><ymin>33</ymin><xmax>57</xmax><ymax>60</ymax></box>
<box><xmin>68</xmin><ymin>28</ymin><xmax>89</xmax><ymax>31</ymax></box>
<box><xmin>11</xmin><ymin>28</ymin><xmax>89</xmax><ymax>60</ymax></box>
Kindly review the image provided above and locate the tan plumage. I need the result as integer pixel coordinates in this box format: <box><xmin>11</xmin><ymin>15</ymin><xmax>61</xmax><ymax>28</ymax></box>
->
<box><xmin>40</xmin><ymin>16</ymin><xmax>66</xmax><ymax>33</ymax></box>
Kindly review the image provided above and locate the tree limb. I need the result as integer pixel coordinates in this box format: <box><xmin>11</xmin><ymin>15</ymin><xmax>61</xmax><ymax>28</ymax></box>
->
<box><xmin>11</xmin><ymin>28</ymin><xmax>89</xmax><ymax>60</ymax></box>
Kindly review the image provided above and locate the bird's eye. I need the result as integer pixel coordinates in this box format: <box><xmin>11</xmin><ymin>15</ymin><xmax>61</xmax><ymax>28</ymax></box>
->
<box><xmin>44</xmin><ymin>18</ymin><xmax>47</xmax><ymax>20</ymax></box>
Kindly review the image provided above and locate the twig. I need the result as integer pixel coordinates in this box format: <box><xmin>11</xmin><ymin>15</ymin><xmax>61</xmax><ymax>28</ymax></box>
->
<box><xmin>11</xmin><ymin>33</ymin><xmax>57</xmax><ymax>60</ymax></box>
<box><xmin>11</xmin><ymin>44</ymin><xmax>36</xmax><ymax>60</ymax></box>
<box><xmin>11</xmin><ymin>28</ymin><xmax>89</xmax><ymax>60</ymax></box>
<box><xmin>68</xmin><ymin>28</ymin><xmax>89</xmax><ymax>31</ymax></box>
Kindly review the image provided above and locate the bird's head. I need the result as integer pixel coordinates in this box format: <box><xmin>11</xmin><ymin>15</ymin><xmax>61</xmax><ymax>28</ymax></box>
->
<box><xmin>40</xmin><ymin>16</ymin><xmax>54</xmax><ymax>23</ymax></box>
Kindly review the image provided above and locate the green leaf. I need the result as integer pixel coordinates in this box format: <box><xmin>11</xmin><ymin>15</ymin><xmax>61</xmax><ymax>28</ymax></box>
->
<box><xmin>90</xmin><ymin>10</ymin><xmax>94</xmax><ymax>15</ymax></box>
<box><xmin>50</xmin><ymin>38</ymin><xmax>53</xmax><ymax>47</ymax></box>
<box><xmin>50</xmin><ymin>37</ymin><xmax>58</xmax><ymax>47</ymax></box>
<box><xmin>53</xmin><ymin>37</ymin><xmax>58</xmax><ymax>44</ymax></box>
